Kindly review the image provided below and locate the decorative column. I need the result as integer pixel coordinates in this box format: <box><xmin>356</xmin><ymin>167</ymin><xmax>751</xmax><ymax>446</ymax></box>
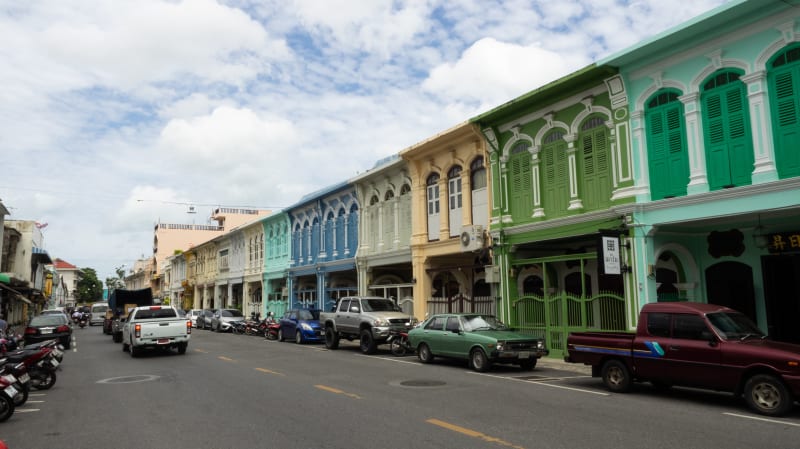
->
<box><xmin>565</xmin><ymin>134</ymin><xmax>584</xmax><ymax>210</ymax></box>
<box><xmin>531</xmin><ymin>145</ymin><xmax>544</xmax><ymax>217</ymax></box>
<box><xmin>741</xmin><ymin>70</ymin><xmax>779</xmax><ymax>183</ymax></box>
<box><xmin>679</xmin><ymin>92</ymin><xmax>710</xmax><ymax>194</ymax></box>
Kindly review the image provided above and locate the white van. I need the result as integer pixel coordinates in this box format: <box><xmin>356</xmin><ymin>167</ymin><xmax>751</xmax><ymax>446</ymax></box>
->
<box><xmin>89</xmin><ymin>302</ymin><xmax>109</xmax><ymax>326</ymax></box>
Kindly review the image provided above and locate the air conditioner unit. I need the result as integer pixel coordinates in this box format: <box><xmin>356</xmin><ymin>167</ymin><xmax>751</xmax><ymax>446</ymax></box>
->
<box><xmin>460</xmin><ymin>225</ymin><xmax>484</xmax><ymax>252</ymax></box>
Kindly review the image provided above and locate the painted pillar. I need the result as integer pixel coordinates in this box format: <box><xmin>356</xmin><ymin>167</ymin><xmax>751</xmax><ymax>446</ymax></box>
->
<box><xmin>741</xmin><ymin>70</ymin><xmax>779</xmax><ymax>183</ymax></box>
<box><xmin>679</xmin><ymin>92</ymin><xmax>710</xmax><ymax>194</ymax></box>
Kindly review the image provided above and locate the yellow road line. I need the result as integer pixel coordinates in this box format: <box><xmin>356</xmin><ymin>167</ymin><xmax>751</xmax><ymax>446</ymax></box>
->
<box><xmin>426</xmin><ymin>418</ymin><xmax>525</xmax><ymax>449</ymax></box>
<box><xmin>255</xmin><ymin>367</ymin><xmax>285</xmax><ymax>376</ymax></box>
<box><xmin>194</xmin><ymin>348</ymin><xmax>208</xmax><ymax>353</ymax></box>
<box><xmin>218</xmin><ymin>356</ymin><xmax>235</xmax><ymax>362</ymax></box>
<box><xmin>314</xmin><ymin>384</ymin><xmax>361</xmax><ymax>399</ymax></box>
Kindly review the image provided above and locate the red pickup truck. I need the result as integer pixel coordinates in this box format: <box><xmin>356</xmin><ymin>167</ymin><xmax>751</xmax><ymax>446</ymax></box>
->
<box><xmin>566</xmin><ymin>302</ymin><xmax>800</xmax><ymax>416</ymax></box>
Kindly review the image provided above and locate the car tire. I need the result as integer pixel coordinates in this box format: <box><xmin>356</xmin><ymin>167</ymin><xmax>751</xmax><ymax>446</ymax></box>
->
<box><xmin>601</xmin><ymin>359</ymin><xmax>632</xmax><ymax>393</ymax></box>
<box><xmin>324</xmin><ymin>327</ymin><xmax>340</xmax><ymax>350</ymax></box>
<box><xmin>296</xmin><ymin>330</ymin><xmax>303</xmax><ymax>344</ymax></box>
<box><xmin>359</xmin><ymin>329</ymin><xmax>377</xmax><ymax>355</ymax></box>
<box><xmin>519</xmin><ymin>359</ymin><xmax>537</xmax><ymax>371</ymax></box>
<box><xmin>62</xmin><ymin>338</ymin><xmax>71</xmax><ymax>350</ymax></box>
<box><xmin>470</xmin><ymin>348</ymin><xmax>491</xmax><ymax>372</ymax></box>
<box><xmin>278</xmin><ymin>329</ymin><xmax>285</xmax><ymax>342</ymax></box>
<box><xmin>744</xmin><ymin>374</ymin><xmax>793</xmax><ymax>417</ymax></box>
<box><xmin>417</xmin><ymin>343</ymin><xmax>434</xmax><ymax>364</ymax></box>
<box><xmin>177</xmin><ymin>343</ymin><xmax>187</xmax><ymax>355</ymax></box>
<box><xmin>122</xmin><ymin>341</ymin><xmax>129</xmax><ymax>352</ymax></box>
<box><xmin>129</xmin><ymin>340</ymin><xmax>138</xmax><ymax>358</ymax></box>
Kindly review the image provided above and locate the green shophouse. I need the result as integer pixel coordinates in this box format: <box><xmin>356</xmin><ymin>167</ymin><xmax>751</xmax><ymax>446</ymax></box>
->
<box><xmin>473</xmin><ymin>65</ymin><xmax>637</xmax><ymax>358</ymax></box>
<box><xmin>262</xmin><ymin>210</ymin><xmax>292</xmax><ymax>318</ymax></box>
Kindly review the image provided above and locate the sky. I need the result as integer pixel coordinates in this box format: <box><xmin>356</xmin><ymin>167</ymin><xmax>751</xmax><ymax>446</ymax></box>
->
<box><xmin>0</xmin><ymin>0</ymin><xmax>730</xmax><ymax>283</ymax></box>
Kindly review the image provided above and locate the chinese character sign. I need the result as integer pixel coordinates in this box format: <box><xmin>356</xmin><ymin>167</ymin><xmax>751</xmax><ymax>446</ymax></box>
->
<box><xmin>602</xmin><ymin>236</ymin><xmax>621</xmax><ymax>275</ymax></box>
<box><xmin>767</xmin><ymin>232</ymin><xmax>800</xmax><ymax>254</ymax></box>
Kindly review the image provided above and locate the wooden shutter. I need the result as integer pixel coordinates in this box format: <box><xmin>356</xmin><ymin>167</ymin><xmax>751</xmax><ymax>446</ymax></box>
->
<box><xmin>771</xmin><ymin>66</ymin><xmax>800</xmax><ymax>178</ymax></box>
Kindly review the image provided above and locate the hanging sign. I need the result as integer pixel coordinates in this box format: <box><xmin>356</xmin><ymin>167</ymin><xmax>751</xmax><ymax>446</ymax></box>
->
<box><xmin>766</xmin><ymin>232</ymin><xmax>800</xmax><ymax>254</ymax></box>
<box><xmin>601</xmin><ymin>236</ymin><xmax>621</xmax><ymax>275</ymax></box>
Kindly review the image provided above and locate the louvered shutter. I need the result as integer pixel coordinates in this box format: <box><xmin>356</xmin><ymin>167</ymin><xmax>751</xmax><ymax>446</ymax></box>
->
<box><xmin>771</xmin><ymin>66</ymin><xmax>800</xmax><ymax>178</ymax></box>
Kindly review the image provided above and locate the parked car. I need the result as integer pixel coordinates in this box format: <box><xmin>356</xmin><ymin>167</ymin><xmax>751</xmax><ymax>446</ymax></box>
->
<box><xmin>278</xmin><ymin>309</ymin><xmax>323</xmax><ymax>343</ymax></box>
<box><xmin>195</xmin><ymin>310</ymin><xmax>214</xmax><ymax>329</ymax></box>
<box><xmin>408</xmin><ymin>313</ymin><xmax>548</xmax><ymax>372</ymax></box>
<box><xmin>24</xmin><ymin>314</ymin><xmax>72</xmax><ymax>349</ymax></box>
<box><xmin>40</xmin><ymin>309</ymin><xmax>70</xmax><ymax>321</ymax></box>
<box><xmin>186</xmin><ymin>309</ymin><xmax>203</xmax><ymax>328</ymax></box>
<box><xmin>210</xmin><ymin>309</ymin><xmax>244</xmax><ymax>332</ymax></box>
<box><xmin>102</xmin><ymin>310</ymin><xmax>114</xmax><ymax>334</ymax></box>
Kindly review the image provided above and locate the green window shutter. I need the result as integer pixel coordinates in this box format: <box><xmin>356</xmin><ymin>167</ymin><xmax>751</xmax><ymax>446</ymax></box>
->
<box><xmin>579</xmin><ymin>121</ymin><xmax>611</xmax><ymax>210</ymax></box>
<box><xmin>770</xmin><ymin>64</ymin><xmax>800</xmax><ymax>178</ymax></box>
<box><xmin>542</xmin><ymin>139</ymin><xmax>567</xmax><ymax>217</ymax></box>
<box><xmin>702</xmin><ymin>73</ymin><xmax>753</xmax><ymax>190</ymax></box>
<box><xmin>647</xmin><ymin>90</ymin><xmax>689</xmax><ymax>200</ymax></box>
<box><xmin>509</xmin><ymin>151</ymin><xmax>532</xmax><ymax>220</ymax></box>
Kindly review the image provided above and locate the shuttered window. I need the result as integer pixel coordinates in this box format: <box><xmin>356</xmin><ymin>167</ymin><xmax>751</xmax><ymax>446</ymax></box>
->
<box><xmin>578</xmin><ymin>117</ymin><xmax>611</xmax><ymax>210</ymax></box>
<box><xmin>509</xmin><ymin>142</ymin><xmax>532</xmax><ymax>221</ymax></box>
<box><xmin>542</xmin><ymin>130</ymin><xmax>568</xmax><ymax>217</ymax></box>
<box><xmin>645</xmin><ymin>90</ymin><xmax>689</xmax><ymax>200</ymax></box>
<box><xmin>769</xmin><ymin>45</ymin><xmax>800</xmax><ymax>179</ymax></box>
<box><xmin>701</xmin><ymin>70</ymin><xmax>754</xmax><ymax>190</ymax></box>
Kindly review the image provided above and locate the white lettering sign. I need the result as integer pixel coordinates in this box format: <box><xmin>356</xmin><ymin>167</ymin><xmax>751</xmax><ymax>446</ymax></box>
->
<box><xmin>602</xmin><ymin>236</ymin><xmax>621</xmax><ymax>275</ymax></box>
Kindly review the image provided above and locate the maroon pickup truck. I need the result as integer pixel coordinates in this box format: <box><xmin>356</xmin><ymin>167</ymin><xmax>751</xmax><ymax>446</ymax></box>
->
<box><xmin>566</xmin><ymin>302</ymin><xmax>800</xmax><ymax>416</ymax></box>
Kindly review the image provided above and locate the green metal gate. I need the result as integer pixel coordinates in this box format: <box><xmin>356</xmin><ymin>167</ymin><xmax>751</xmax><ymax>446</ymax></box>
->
<box><xmin>513</xmin><ymin>291</ymin><xmax>627</xmax><ymax>359</ymax></box>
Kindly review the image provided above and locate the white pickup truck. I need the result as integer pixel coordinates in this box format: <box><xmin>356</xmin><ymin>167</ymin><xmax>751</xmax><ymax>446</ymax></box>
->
<box><xmin>121</xmin><ymin>305</ymin><xmax>191</xmax><ymax>357</ymax></box>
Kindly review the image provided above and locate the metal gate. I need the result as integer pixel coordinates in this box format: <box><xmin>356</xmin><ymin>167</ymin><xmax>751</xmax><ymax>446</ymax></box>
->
<box><xmin>426</xmin><ymin>295</ymin><xmax>496</xmax><ymax>317</ymax></box>
<box><xmin>513</xmin><ymin>291</ymin><xmax>627</xmax><ymax>358</ymax></box>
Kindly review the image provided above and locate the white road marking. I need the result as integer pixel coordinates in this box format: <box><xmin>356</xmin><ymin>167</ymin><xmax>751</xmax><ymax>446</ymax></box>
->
<box><xmin>723</xmin><ymin>412</ymin><xmax>800</xmax><ymax>427</ymax></box>
<box><xmin>14</xmin><ymin>409</ymin><xmax>40</xmax><ymax>413</ymax></box>
<box><xmin>468</xmin><ymin>371</ymin><xmax>609</xmax><ymax>396</ymax></box>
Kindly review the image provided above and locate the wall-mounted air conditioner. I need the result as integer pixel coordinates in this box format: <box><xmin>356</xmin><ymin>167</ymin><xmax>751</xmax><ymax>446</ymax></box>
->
<box><xmin>460</xmin><ymin>225</ymin><xmax>484</xmax><ymax>252</ymax></box>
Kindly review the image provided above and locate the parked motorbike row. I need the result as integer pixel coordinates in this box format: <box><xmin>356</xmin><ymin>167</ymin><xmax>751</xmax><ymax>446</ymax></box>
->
<box><xmin>0</xmin><ymin>329</ymin><xmax>64</xmax><ymax>423</ymax></box>
<box><xmin>228</xmin><ymin>318</ymin><xmax>280</xmax><ymax>340</ymax></box>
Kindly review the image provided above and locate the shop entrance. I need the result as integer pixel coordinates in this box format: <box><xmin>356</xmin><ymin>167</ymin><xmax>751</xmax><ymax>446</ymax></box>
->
<box><xmin>762</xmin><ymin>254</ymin><xmax>800</xmax><ymax>343</ymax></box>
<box><xmin>705</xmin><ymin>261</ymin><xmax>756</xmax><ymax>322</ymax></box>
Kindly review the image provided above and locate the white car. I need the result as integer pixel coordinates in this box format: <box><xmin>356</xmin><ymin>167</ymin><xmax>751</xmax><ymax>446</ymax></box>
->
<box><xmin>210</xmin><ymin>309</ymin><xmax>245</xmax><ymax>332</ymax></box>
<box><xmin>185</xmin><ymin>309</ymin><xmax>203</xmax><ymax>328</ymax></box>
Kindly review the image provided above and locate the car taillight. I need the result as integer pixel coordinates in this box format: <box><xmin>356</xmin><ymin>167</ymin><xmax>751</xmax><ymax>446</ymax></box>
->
<box><xmin>56</xmin><ymin>325</ymin><xmax>70</xmax><ymax>332</ymax></box>
<box><xmin>187</xmin><ymin>321</ymin><xmax>192</xmax><ymax>334</ymax></box>
<box><xmin>24</xmin><ymin>327</ymin><xmax>37</xmax><ymax>335</ymax></box>
<box><xmin>135</xmin><ymin>324</ymin><xmax>141</xmax><ymax>338</ymax></box>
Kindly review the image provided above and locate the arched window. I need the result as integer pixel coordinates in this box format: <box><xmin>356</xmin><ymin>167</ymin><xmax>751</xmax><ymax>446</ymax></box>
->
<box><xmin>701</xmin><ymin>70</ymin><xmax>753</xmax><ymax>190</ymax></box>
<box><xmin>578</xmin><ymin>117</ymin><xmax>611</xmax><ymax>210</ymax></box>
<box><xmin>645</xmin><ymin>89</ymin><xmax>689</xmax><ymax>199</ymax></box>
<box><xmin>426</xmin><ymin>173</ymin><xmax>440</xmax><ymax>240</ymax></box>
<box><xmin>470</xmin><ymin>156</ymin><xmax>488</xmax><ymax>227</ymax></box>
<box><xmin>400</xmin><ymin>184</ymin><xmax>411</xmax><ymax>195</ymax></box>
<box><xmin>769</xmin><ymin>45</ymin><xmax>800</xmax><ymax>179</ymax></box>
<box><xmin>470</xmin><ymin>157</ymin><xmax>486</xmax><ymax>190</ymax></box>
<box><xmin>384</xmin><ymin>190</ymin><xmax>394</xmax><ymax>201</ymax></box>
<box><xmin>509</xmin><ymin>141</ymin><xmax>532</xmax><ymax>220</ymax></box>
<box><xmin>541</xmin><ymin>130</ymin><xmax>568</xmax><ymax>217</ymax></box>
<box><xmin>370</xmin><ymin>195</ymin><xmax>379</xmax><ymax>206</ymax></box>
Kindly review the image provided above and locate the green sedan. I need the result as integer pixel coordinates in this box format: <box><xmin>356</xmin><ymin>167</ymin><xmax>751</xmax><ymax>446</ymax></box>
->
<box><xmin>408</xmin><ymin>313</ymin><xmax>548</xmax><ymax>372</ymax></box>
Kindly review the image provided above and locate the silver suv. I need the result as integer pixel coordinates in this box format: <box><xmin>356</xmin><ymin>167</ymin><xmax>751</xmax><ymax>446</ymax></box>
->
<box><xmin>320</xmin><ymin>296</ymin><xmax>417</xmax><ymax>354</ymax></box>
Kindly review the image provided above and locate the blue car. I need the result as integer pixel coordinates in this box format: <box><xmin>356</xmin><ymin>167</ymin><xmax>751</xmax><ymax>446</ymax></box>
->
<box><xmin>278</xmin><ymin>309</ymin><xmax>323</xmax><ymax>343</ymax></box>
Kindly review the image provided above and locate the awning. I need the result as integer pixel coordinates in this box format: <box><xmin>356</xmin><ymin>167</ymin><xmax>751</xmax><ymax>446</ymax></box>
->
<box><xmin>0</xmin><ymin>282</ymin><xmax>31</xmax><ymax>303</ymax></box>
<box><xmin>31</xmin><ymin>247</ymin><xmax>53</xmax><ymax>264</ymax></box>
<box><xmin>0</xmin><ymin>273</ymin><xmax>9</xmax><ymax>284</ymax></box>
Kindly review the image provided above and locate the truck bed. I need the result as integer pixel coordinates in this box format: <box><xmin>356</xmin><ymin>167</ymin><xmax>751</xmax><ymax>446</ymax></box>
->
<box><xmin>565</xmin><ymin>331</ymin><xmax>636</xmax><ymax>365</ymax></box>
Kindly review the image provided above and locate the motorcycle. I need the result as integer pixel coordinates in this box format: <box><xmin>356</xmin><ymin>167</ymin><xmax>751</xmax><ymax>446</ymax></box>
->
<box><xmin>0</xmin><ymin>359</ymin><xmax>30</xmax><ymax>407</ymax></box>
<box><xmin>3</xmin><ymin>341</ymin><xmax>59</xmax><ymax>390</ymax></box>
<box><xmin>387</xmin><ymin>330</ymin><xmax>413</xmax><ymax>356</ymax></box>
<box><xmin>78</xmin><ymin>312</ymin><xmax>89</xmax><ymax>328</ymax></box>
<box><xmin>264</xmin><ymin>320</ymin><xmax>280</xmax><ymax>341</ymax></box>
<box><xmin>229</xmin><ymin>320</ymin><xmax>247</xmax><ymax>335</ymax></box>
<box><xmin>0</xmin><ymin>328</ymin><xmax>21</xmax><ymax>354</ymax></box>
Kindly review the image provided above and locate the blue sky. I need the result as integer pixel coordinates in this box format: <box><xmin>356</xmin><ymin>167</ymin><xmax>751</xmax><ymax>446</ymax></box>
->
<box><xmin>0</xmin><ymin>0</ymin><xmax>728</xmax><ymax>282</ymax></box>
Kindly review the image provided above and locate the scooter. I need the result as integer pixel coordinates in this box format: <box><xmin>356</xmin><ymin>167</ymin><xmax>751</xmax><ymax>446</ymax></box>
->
<box><xmin>0</xmin><ymin>374</ymin><xmax>16</xmax><ymax>422</ymax></box>
<box><xmin>78</xmin><ymin>312</ymin><xmax>88</xmax><ymax>328</ymax></box>
<box><xmin>0</xmin><ymin>359</ymin><xmax>30</xmax><ymax>407</ymax></box>
<box><xmin>3</xmin><ymin>343</ymin><xmax>59</xmax><ymax>390</ymax></box>
<box><xmin>264</xmin><ymin>320</ymin><xmax>280</xmax><ymax>341</ymax></box>
<box><xmin>387</xmin><ymin>330</ymin><xmax>413</xmax><ymax>356</ymax></box>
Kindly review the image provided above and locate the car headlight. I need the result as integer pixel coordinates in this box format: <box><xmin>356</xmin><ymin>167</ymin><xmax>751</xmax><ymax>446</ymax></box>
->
<box><xmin>537</xmin><ymin>340</ymin><xmax>545</xmax><ymax>349</ymax></box>
<box><xmin>496</xmin><ymin>341</ymin><xmax>505</xmax><ymax>351</ymax></box>
<box><xmin>373</xmin><ymin>318</ymin><xmax>389</xmax><ymax>326</ymax></box>
<box><xmin>408</xmin><ymin>317</ymin><xmax>419</xmax><ymax>327</ymax></box>
<box><xmin>300</xmin><ymin>323</ymin><xmax>312</xmax><ymax>331</ymax></box>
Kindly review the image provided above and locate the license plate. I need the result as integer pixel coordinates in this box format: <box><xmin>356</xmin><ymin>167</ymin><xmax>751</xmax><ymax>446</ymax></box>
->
<box><xmin>19</xmin><ymin>373</ymin><xmax>30</xmax><ymax>384</ymax></box>
<box><xmin>157</xmin><ymin>338</ymin><xmax>169</xmax><ymax>344</ymax></box>
<box><xmin>518</xmin><ymin>351</ymin><xmax>530</xmax><ymax>359</ymax></box>
<box><xmin>41</xmin><ymin>328</ymin><xmax>53</xmax><ymax>334</ymax></box>
<box><xmin>2</xmin><ymin>375</ymin><xmax>16</xmax><ymax>384</ymax></box>
<box><xmin>3</xmin><ymin>385</ymin><xmax>18</xmax><ymax>398</ymax></box>
<box><xmin>50</xmin><ymin>358</ymin><xmax>60</xmax><ymax>367</ymax></box>
<box><xmin>53</xmin><ymin>349</ymin><xmax>63</xmax><ymax>357</ymax></box>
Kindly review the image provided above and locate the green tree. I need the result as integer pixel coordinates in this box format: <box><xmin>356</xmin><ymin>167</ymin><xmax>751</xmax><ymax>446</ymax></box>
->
<box><xmin>105</xmin><ymin>265</ymin><xmax>126</xmax><ymax>294</ymax></box>
<box><xmin>76</xmin><ymin>268</ymin><xmax>103</xmax><ymax>303</ymax></box>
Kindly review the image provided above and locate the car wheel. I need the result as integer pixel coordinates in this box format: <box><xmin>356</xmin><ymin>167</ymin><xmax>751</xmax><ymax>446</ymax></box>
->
<box><xmin>744</xmin><ymin>374</ymin><xmax>793</xmax><ymax>417</ymax></box>
<box><xmin>601</xmin><ymin>359</ymin><xmax>632</xmax><ymax>393</ymax></box>
<box><xmin>470</xmin><ymin>348</ymin><xmax>491</xmax><ymax>372</ymax></box>
<box><xmin>62</xmin><ymin>338</ymin><xmax>71</xmax><ymax>350</ymax></box>
<box><xmin>278</xmin><ymin>328</ymin><xmax>285</xmax><ymax>342</ymax></box>
<box><xmin>324</xmin><ymin>327</ymin><xmax>340</xmax><ymax>350</ymax></box>
<box><xmin>129</xmin><ymin>340</ymin><xmax>138</xmax><ymax>358</ymax></box>
<box><xmin>177</xmin><ymin>343</ymin><xmax>187</xmax><ymax>355</ymax></box>
<box><xmin>519</xmin><ymin>359</ymin><xmax>537</xmax><ymax>371</ymax></box>
<box><xmin>122</xmin><ymin>341</ymin><xmax>129</xmax><ymax>352</ymax></box>
<box><xmin>295</xmin><ymin>330</ymin><xmax>303</xmax><ymax>344</ymax></box>
<box><xmin>359</xmin><ymin>329</ymin><xmax>377</xmax><ymax>355</ymax></box>
<box><xmin>417</xmin><ymin>343</ymin><xmax>434</xmax><ymax>363</ymax></box>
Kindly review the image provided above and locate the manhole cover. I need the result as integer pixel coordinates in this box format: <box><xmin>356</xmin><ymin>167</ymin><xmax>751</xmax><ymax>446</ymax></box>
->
<box><xmin>516</xmin><ymin>375</ymin><xmax>546</xmax><ymax>380</ymax></box>
<box><xmin>399</xmin><ymin>380</ymin><xmax>446</xmax><ymax>387</ymax></box>
<box><xmin>97</xmin><ymin>374</ymin><xmax>161</xmax><ymax>384</ymax></box>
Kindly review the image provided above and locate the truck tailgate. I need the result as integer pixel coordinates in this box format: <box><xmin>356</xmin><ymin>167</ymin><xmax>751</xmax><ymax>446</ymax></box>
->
<box><xmin>137</xmin><ymin>320</ymin><xmax>188</xmax><ymax>340</ymax></box>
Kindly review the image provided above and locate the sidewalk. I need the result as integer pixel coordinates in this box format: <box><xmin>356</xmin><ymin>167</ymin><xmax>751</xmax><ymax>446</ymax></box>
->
<box><xmin>536</xmin><ymin>356</ymin><xmax>592</xmax><ymax>375</ymax></box>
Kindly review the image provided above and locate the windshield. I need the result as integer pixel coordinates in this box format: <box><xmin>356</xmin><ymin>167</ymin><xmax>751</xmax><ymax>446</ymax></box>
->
<box><xmin>221</xmin><ymin>310</ymin><xmax>244</xmax><ymax>317</ymax></box>
<box><xmin>298</xmin><ymin>310</ymin><xmax>319</xmax><ymax>320</ymax></box>
<box><xmin>462</xmin><ymin>315</ymin><xmax>508</xmax><ymax>331</ymax></box>
<box><xmin>31</xmin><ymin>315</ymin><xmax>68</xmax><ymax>326</ymax></box>
<box><xmin>707</xmin><ymin>312</ymin><xmax>765</xmax><ymax>340</ymax></box>
<box><xmin>362</xmin><ymin>299</ymin><xmax>401</xmax><ymax>312</ymax></box>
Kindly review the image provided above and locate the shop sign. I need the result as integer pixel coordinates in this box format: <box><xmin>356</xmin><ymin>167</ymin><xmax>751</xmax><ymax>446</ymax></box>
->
<box><xmin>766</xmin><ymin>232</ymin><xmax>800</xmax><ymax>254</ymax></box>
<box><xmin>601</xmin><ymin>236</ymin><xmax>621</xmax><ymax>275</ymax></box>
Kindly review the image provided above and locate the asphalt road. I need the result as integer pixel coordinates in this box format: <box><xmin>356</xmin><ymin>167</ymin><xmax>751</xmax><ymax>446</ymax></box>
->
<box><xmin>2</xmin><ymin>325</ymin><xmax>799</xmax><ymax>449</ymax></box>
